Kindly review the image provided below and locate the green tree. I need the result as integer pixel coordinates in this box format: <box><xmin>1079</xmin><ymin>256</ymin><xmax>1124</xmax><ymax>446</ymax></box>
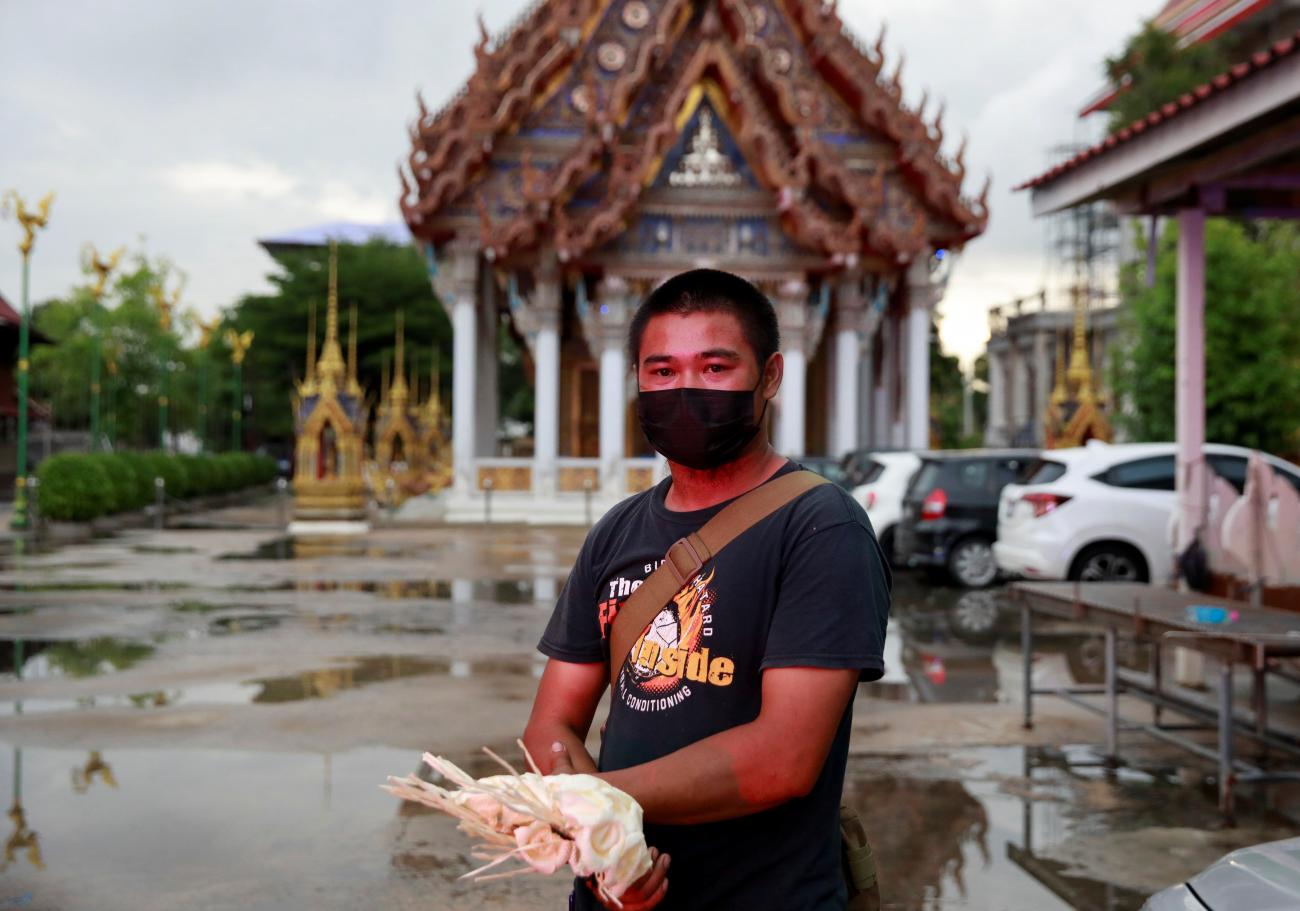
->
<box><xmin>929</xmin><ymin>321</ymin><xmax>983</xmax><ymax>449</ymax></box>
<box><xmin>229</xmin><ymin>240</ymin><xmax>449</xmax><ymax>452</ymax></box>
<box><xmin>1104</xmin><ymin>23</ymin><xmax>1234</xmax><ymax>132</ymax></box>
<box><xmin>1113</xmin><ymin>220</ymin><xmax>1300</xmax><ymax>457</ymax></box>
<box><xmin>30</xmin><ymin>254</ymin><xmax>201</xmax><ymax>449</ymax></box>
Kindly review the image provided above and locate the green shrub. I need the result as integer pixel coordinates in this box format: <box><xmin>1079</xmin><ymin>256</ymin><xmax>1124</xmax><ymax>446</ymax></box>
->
<box><xmin>94</xmin><ymin>454</ymin><xmax>140</xmax><ymax>513</ymax></box>
<box><xmin>36</xmin><ymin>454</ymin><xmax>112</xmax><ymax>521</ymax></box>
<box><xmin>113</xmin><ymin>452</ymin><xmax>155</xmax><ymax>509</ymax></box>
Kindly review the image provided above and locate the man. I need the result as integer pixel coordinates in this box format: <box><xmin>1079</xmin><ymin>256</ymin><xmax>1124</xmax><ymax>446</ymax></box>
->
<box><xmin>524</xmin><ymin>269</ymin><xmax>891</xmax><ymax>910</ymax></box>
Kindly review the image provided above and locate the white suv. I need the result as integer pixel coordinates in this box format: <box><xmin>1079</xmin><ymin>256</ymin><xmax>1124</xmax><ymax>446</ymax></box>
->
<box><xmin>849</xmin><ymin>451</ymin><xmax>921</xmax><ymax>563</ymax></box>
<box><xmin>994</xmin><ymin>442</ymin><xmax>1300</xmax><ymax>583</ymax></box>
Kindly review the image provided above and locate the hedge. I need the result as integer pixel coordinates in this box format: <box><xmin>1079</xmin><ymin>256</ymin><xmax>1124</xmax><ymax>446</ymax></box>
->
<box><xmin>35</xmin><ymin>451</ymin><xmax>277</xmax><ymax>522</ymax></box>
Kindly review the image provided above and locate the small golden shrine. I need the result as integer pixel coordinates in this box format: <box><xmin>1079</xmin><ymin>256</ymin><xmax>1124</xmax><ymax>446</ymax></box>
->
<box><xmin>373</xmin><ymin>312</ymin><xmax>421</xmax><ymax>491</ymax></box>
<box><xmin>1045</xmin><ymin>288</ymin><xmax>1112</xmax><ymax>448</ymax></box>
<box><xmin>292</xmin><ymin>241</ymin><xmax>369</xmax><ymax>520</ymax></box>
<box><xmin>369</xmin><ymin>314</ymin><xmax>452</xmax><ymax>505</ymax></box>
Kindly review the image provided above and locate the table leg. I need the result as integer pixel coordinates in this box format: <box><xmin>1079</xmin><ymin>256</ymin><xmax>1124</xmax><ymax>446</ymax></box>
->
<box><xmin>1219</xmin><ymin>660</ymin><xmax>1235</xmax><ymax>822</ymax></box>
<box><xmin>1021</xmin><ymin>601</ymin><xmax>1033</xmax><ymax>730</ymax></box>
<box><xmin>1105</xmin><ymin>626</ymin><xmax>1119</xmax><ymax>765</ymax></box>
<box><xmin>1151</xmin><ymin>640</ymin><xmax>1163</xmax><ymax>727</ymax></box>
<box><xmin>1252</xmin><ymin>661</ymin><xmax>1268</xmax><ymax>765</ymax></box>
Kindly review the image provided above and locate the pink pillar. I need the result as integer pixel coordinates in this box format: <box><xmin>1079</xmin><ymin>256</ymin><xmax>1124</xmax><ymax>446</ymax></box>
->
<box><xmin>1175</xmin><ymin>208</ymin><xmax>1207</xmax><ymax>561</ymax></box>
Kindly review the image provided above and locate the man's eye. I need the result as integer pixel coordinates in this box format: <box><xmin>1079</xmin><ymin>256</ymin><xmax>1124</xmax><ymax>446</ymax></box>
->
<box><xmin>654</xmin><ymin>368</ymin><xmax>673</xmax><ymax>378</ymax></box>
<box><xmin>705</xmin><ymin>364</ymin><xmax>726</xmax><ymax>373</ymax></box>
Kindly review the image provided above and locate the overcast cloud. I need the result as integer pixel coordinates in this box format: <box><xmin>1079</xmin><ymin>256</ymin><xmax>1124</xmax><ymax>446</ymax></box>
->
<box><xmin>0</xmin><ymin>0</ymin><xmax>1155</xmax><ymax>364</ymax></box>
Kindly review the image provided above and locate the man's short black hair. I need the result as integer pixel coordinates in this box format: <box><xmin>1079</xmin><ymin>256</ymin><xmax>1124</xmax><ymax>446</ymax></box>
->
<box><xmin>626</xmin><ymin>268</ymin><xmax>780</xmax><ymax>368</ymax></box>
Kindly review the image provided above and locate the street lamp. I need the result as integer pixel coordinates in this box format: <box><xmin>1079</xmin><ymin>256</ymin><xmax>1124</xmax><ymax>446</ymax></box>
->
<box><xmin>1</xmin><ymin>190</ymin><xmax>54</xmax><ymax>532</ymax></box>
<box><xmin>225</xmin><ymin>329</ymin><xmax>253</xmax><ymax>452</ymax></box>
<box><xmin>81</xmin><ymin>244</ymin><xmax>123</xmax><ymax>452</ymax></box>
<box><xmin>150</xmin><ymin>278</ymin><xmax>183</xmax><ymax>452</ymax></box>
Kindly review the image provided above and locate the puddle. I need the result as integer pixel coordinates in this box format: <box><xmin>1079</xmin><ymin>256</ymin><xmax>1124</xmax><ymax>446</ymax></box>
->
<box><xmin>218</xmin><ymin>537</ymin><xmax>432</xmax><ymax>561</ymax></box>
<box><xmin>0</xmin><ymin>580</ymin><xmax>192</xmax><ymax>592</ymax></box>
<box><xmin>0</xmin><ymin>739</ymin><xmax>1279</xmax><ymax>911</ymax></box>
<box><xmin>0</xmin><ymin>637</ymin><xmax>155</xmax><ymax>681</ymax></box>
<box><xmin>248</xmin><ymin>654</ymin><xmax>544</xmax><ymax>704</ymax></box>
<box><xmin>131</xmin><ymin>545</ymin><xmax>199</xmax><ymax>555</ymax></box>
<box><xmin>233</xmin><ymin>578</ymin><xmax>555</xmax><ymax>603</ymax></box>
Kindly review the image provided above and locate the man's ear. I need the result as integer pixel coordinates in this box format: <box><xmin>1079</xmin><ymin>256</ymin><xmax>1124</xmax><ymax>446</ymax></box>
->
<box><xmin>762</xmin><ymin>352</ymin><xmax>783</xmax><ymax>400</ymax></box>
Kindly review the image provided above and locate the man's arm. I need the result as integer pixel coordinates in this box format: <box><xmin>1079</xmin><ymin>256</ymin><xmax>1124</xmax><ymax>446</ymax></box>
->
<box><xmin>596</xmin><ymin>666</ymin><xmax>858</xmax><ymax>825</ymax></box>
<box><xmin>523</xmin><ymin>658</ymin><xmax>607</xmax><ymax>774</ymax></box>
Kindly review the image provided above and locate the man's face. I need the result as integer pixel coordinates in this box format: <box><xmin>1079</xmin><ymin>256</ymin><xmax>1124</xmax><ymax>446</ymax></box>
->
<box><xmin>636</xmin><ymin>310</ymin><xmax>780</xmax><ymax>400</ymax></box>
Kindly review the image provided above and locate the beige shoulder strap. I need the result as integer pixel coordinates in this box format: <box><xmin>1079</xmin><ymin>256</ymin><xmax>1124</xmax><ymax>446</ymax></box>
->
<box><xmin>608</xmin><ymin>469</ymin><xmax>829</xmax><ymax>689</ymax></box>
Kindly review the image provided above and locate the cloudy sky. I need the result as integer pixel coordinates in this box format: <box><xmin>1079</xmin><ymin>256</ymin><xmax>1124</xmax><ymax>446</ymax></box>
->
<box><xmin>0</xmin><ymin>0</ymin><xmax>1156</xmax><ymax>365</ymax></box>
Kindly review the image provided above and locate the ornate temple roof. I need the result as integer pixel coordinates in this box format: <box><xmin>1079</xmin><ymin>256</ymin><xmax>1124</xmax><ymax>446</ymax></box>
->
<box><xmin>399</xmin><ymin>0</ymin><xmax>988</xmax><ymax>270</ymax></box>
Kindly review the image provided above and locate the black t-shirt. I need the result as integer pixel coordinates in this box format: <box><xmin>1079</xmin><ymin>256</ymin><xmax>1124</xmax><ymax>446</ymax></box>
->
<box><xmin>539</xmin><ymin>462</ymin><xmax>891</xmax><ymax>911</ymax></box>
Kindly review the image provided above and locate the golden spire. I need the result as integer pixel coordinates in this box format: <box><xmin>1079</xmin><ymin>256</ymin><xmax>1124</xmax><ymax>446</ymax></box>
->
<box><xmin>1066</xmin><ymin>285</ymin><xmax>1095</xmax><ymax>404</ymax></box>
<box><xmin>316</xmin><ymin>241</ymin><xmax>346</xmax><ymax>389</ymax></box>
<box><xmin>421</xmin><ymin>345</ymin><xmax>443</xmax><ymax>425</ymax></box>
<box><xmin>305</xmin><ymin>299</ymin><xmax>317</xmax><ymax>388</ymax></box>
<box><xmin>346</xmin><ymin>301</ymin><xmax>361</xmax><ymax>398</ymax></box>
<box><xmin>381</xmin><ymin>350</ymin><xmax>390</xmax><ymax>403</ymax></box>
<box><xmin>389</xmin><ymin>311</ymin><xmax>408</xmax><ymax>406</ymax></box>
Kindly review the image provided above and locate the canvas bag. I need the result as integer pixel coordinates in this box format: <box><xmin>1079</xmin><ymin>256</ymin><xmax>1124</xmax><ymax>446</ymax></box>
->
<box><xmin>608</xmin><ymin>470</ymin><xmax>880</xmax><ymax>910</ymax></box>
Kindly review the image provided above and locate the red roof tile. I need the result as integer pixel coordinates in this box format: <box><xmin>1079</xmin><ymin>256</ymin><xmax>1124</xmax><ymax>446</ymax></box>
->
<box><xmin>1017</xmin><ymin>29</ymin><xmax>1300</xmax><ymax>192</ymax></box>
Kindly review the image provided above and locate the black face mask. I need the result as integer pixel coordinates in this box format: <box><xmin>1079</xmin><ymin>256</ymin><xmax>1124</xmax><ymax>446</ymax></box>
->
<box><xmin>636</xmin><ymin>384</ymin><xmax>766</xmax><ymax>470</ymax></box>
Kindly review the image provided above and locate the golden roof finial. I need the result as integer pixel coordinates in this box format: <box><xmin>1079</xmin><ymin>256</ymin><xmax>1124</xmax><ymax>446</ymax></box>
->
<box><xmin>1067</xmin><ymin>284</ymin><xmax>1095</xmax><ymax>403</ymax></box>
<box><xmin>2</xmin><ymin>190</ymin><xmax>54</xmax><ymax>258</ymax></box>
<box><xmin>389</xmin><ymin>311</ymin><xmax>409</xmax><ymax>406</ymax></box>
<box><xmin>316</xmin><ymin>241</ymin><xmax>346</xmax><ymax>388</ymax></box>
<box><xmin>306</xmin><ymin>299</ymin><xmax>317</xmax><ymax>388</ymax></box>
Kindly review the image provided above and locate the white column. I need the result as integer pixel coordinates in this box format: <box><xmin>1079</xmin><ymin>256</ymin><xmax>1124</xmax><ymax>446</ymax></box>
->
<box><xmin>876</xmin><ymin>312</ymin><xmax>895</xmax><ymax>446</ymax></box>
<box><xmin>475</xmin><ymin>270</ymin><xmax>499</xmax><ymax>458</ymax></box>
<box><xmin>434</xmin><ymin>241</ymin><xmax>480</xmax><ymax>494</ymax></box>
<box><xmin>775</xmin><ymin>279</ymin><xmax>818</xmax><ymax>458</ymax></box>
<box><xmin>833</xmin><ymin>277</ymin><xmax>865</xmax><ymax>459</ymax></box>
<box><xmin>1010</xmin><ymin>343</ymin><xmax>1030</xmax><ymax>443</ymax></box>
<box><xmin>904</xmin><ymin>260</ymin><xmax>935</xmax><ymax>451</ymax></box>
<box><xmin>858</xmin><ymin>345</ymin><xmax>874</xmax><ymax>449</ymax></box>
<box><xmin>985</xmin><ymin>346</ymin><xmax>1006</xmax><ymax>446</ymax></box>
<box><xmin>512</xmin><ymin>258</ymin><xmax>562</xmax><ymax>497</ymax></box>
<box><xmin>583</xmin><ymin>276</ymin><xmax>632</xmax><ymax>497</ymax></box>
<box><xmin>1032</xmin><ymin>325</ymin><xmax>1051</xmax><ymax>445</ymax></box>
<box><xmin>1175</xmin><ymin>207</ymin><xmax>1207</xmax><ymax>557</ymax></box>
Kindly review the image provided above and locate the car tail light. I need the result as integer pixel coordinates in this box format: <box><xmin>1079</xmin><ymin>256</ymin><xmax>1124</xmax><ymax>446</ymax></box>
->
<box><xmin>1023</xmin><ymin>492</ymin><xmax>1071</xmax><ymax>518</ymax></box>
<box><xmin>864</xmin><ymin>490</ymin><xmax>877</xmax><ymax>510</ymax></box>
<box><xmin>921</xmin><ymin>488</ymin><xmax>947</xmax><ymax>520</ymax></box>
<box><xmin>922</xmin><ymin>655</ymin><xmax>947</xmax><ymax>686</ymax></box>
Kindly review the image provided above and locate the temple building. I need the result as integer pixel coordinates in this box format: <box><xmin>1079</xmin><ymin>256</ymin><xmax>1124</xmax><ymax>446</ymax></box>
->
<box><xmin>984</xmin><ymin>298</ymin><xmax>1121</xmax><ymax>448</ymax></box>
<box><xmin>400</xmin><ymin>0</ymin><xmax>987</xmax><ymax>521</ymax></box>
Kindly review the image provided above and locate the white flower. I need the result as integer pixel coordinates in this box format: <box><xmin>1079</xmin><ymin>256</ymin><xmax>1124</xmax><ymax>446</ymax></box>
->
<box><xmin>513</xmin><ymin>821</ymin><xmax>573</xmax><ymax>875</ymax></box>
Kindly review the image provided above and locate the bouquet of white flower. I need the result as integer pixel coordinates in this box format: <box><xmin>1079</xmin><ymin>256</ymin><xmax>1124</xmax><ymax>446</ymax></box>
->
<box><xmin>382</xmin><ymin>741</ymin><xmax>652</xmax><ymax>907</ymax></box>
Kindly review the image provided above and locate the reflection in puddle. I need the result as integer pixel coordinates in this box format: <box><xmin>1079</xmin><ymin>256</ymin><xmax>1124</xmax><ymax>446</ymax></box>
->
<box><xmin>218</xmin><ymin>537</ymin><xmax>434</xmax><ymax>561</ymax></box>
<box><xmin>249</xmin><ymin>654</ymin><xmax>544</xmax><ymax>704</ymax></box>
<box><xmin>269</xmin><ymin>578</ymin><xmax>550</xmax><ymax>603</ymax></box>
<box><xmin>0</xmin><ymin>638</ymin><xmax>155</xmax><ymax>681</ymax></box>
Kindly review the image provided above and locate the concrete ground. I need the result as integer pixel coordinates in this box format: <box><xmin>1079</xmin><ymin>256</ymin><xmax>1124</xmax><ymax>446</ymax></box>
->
<box><xmin>0</xmin><ymin>496</ymin><xmax>1293</xmax><ymax>910</ymax></box>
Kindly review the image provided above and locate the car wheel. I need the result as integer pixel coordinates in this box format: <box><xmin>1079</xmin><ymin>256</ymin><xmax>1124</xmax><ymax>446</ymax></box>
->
<box><xmin>947</xmin><ymin>537</ymin><xmax>998</xmax><ymax>588</ymax></box>
<box><xmin>1069</xmin><ymin>543</ymin><xmax>1149</xmax><ymax>583</ymax></box>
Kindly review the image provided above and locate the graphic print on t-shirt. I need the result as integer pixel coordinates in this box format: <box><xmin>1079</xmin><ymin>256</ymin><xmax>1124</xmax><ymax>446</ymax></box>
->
<box><xmin>612</xmin><ymin>567</ymin><xmax>736</xmax><ymax>713</ymax></box>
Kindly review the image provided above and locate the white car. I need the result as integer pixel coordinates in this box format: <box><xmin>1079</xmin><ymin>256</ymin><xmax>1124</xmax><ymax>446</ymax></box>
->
<box><xmin>1143</xmin><ymin>836</ymin><xmax>1300</xmax><ymax>910</ymax></box>
<box><xmin>849</xmin><ymin>451</ymin><xmax>921</xmax><ymax>562</ymax></box>
<box><xmin>994</xmin><ymin>441</ymin><xmax>1300</xmax><ymax>583</ymax></box>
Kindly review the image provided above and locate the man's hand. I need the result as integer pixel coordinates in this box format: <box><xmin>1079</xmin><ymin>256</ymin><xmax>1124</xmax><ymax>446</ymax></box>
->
<box><xmin>551</xmin><ymin>742</ymin><xmax>672</xmax><ymax>911</ymax></box>
<box><xmin>586</xmin><ymin>847</ymin><xmax>670</xmax><ymax>911</ymax></box>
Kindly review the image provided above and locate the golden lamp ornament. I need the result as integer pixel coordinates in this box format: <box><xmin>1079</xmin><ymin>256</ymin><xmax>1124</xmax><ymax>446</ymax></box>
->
<box><xmin>1</xmin><ymin>190</ymin><xmax>54</xmax><ymax>257</ymax></box>
<box><xmin>82</xmin><ymin>244</ymin><xmax>125</xmax><ymax>299</ymax></box>
<box><xmin>226</xmin><ymin>329</ymin><xmax>254</xmax><ymax>364</ymax></box>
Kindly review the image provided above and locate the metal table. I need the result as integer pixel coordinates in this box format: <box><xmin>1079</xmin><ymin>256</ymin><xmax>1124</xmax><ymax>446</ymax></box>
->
<box><xmin>1012</xmin><ymin>581</ymin><xmax>1300</xmax><ymax>818</ymax></box>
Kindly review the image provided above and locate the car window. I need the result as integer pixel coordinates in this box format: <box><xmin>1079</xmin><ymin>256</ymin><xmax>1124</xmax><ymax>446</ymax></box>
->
<box><xmin>908</xmin><ymin>461</ymin><xmax>943</xmax><ymax>499</ymax></box>
<box><xmin>859</xmin><ymin>460</ymin><xmax>885</xmax><ymax>485</ymax></box>
<box><xmin>955</xmin><ymin>460</ymin><xmax>990</xmax><ymax>491</ymax></box>
<box><xmin>1023</xmin><ymin>459</ymin><xmax>1067</xmax><ymax>484</ymax></box>
<box><xmin>1097</xmin><ymin>455</ymin><xmax>1176</xmax><ymax>491</ymax></box>
<box><xmin>1207</xmin><ymin>454</ymin><xmax>1248</xmax><ymax>493</ymax></box>
<box><xmin>996</xmin><ymin>458</ymin><xmax>1029</xmax><ymax>488</ymax></box>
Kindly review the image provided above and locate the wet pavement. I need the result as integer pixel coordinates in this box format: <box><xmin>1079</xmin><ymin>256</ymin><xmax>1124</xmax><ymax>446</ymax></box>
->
<box><xmin>0</xmin><ymin>498</ymin><xmax>1295</xmax><ymax>909</ymax></box>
